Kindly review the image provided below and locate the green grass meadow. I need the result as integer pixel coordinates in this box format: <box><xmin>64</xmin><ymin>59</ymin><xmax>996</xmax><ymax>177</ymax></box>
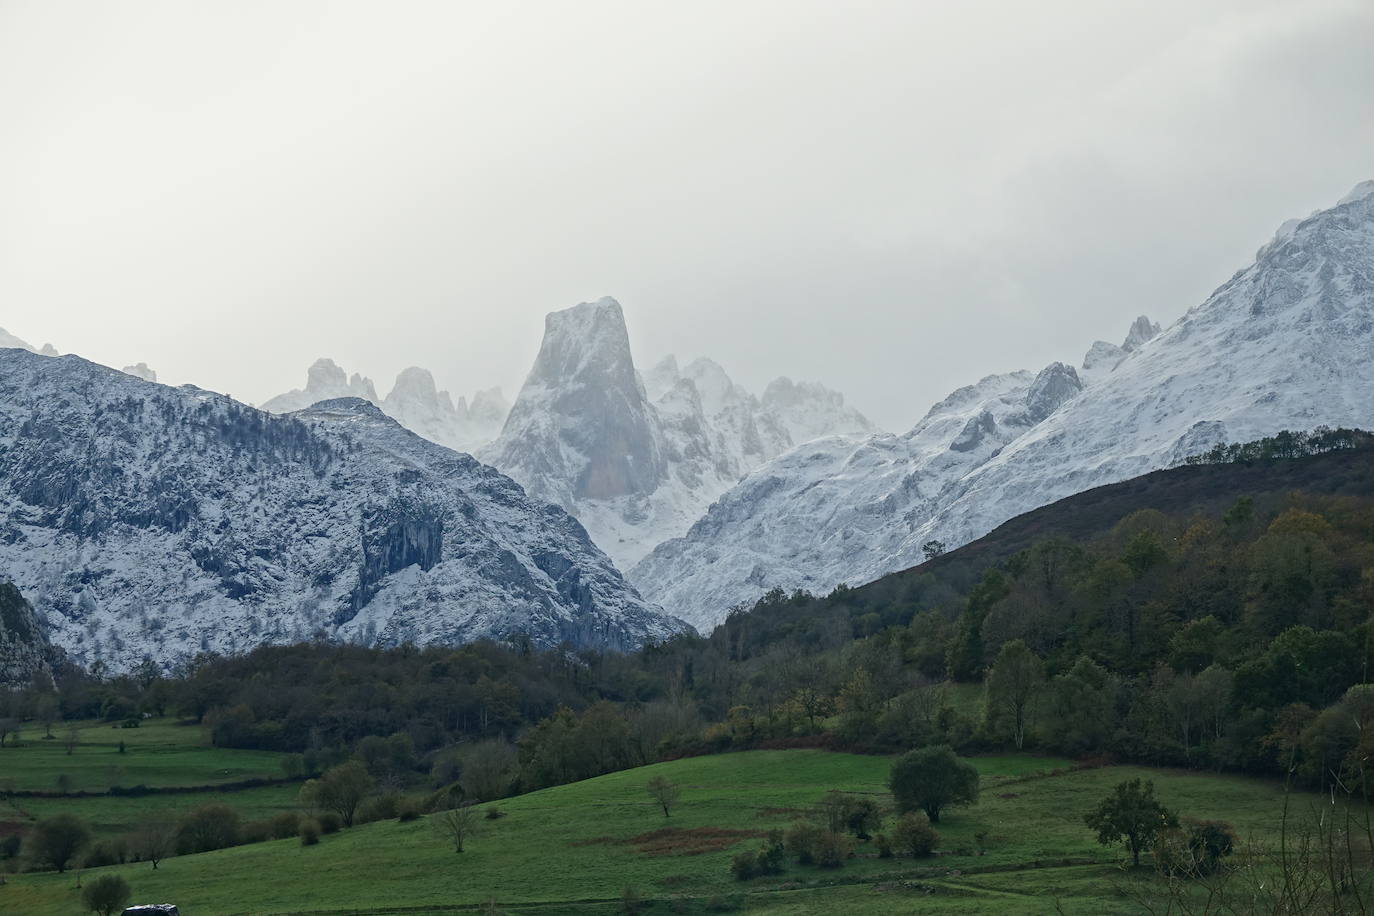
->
<box><xmin>0</xmin><ymin>718</ymin><xmax>297</xmax><ymax>849</ymax></box>
<box><xmin>1</xmin><ymin>719</ymin><xmax>286</xmax><ymax>793</ymax></box>
<box><xmin>2</xmin><ymin>743</ymin><xmax>1338</xmax><ymax>915</ymax></box>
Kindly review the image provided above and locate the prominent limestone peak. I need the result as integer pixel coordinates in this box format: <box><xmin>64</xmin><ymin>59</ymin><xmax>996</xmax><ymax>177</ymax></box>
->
<box><xmin>488</xmin><ymin>297</ymin><xmax>665</xmax><ymax>503</ymax></box>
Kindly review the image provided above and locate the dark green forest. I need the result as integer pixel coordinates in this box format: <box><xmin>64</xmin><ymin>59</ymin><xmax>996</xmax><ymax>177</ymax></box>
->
<box><xmin>5</xmin><ymin>428</ymin><xmax>1374</xmax><ymax>803</ymax></box>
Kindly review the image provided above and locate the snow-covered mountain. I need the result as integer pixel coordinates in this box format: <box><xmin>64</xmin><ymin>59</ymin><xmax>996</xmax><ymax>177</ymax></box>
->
<box><xmin>0</xmin><ymin>349</ymin><xmax>685</xmax><ymax>671</ymax></box>
<box><xmin>635</xmin><ymin>181</ymin><xmax>1374</xmax><ymax>631</ymax></box>
<box><xmin>480</xmin><ymin>297</ymin><xmax>875</xmax><ymax>568</ymax></box>
<box><xmin>261</xmin><ymin>358</ymin><xmax>381</xmax><ymax>412</ymax></box>
<box><xmin>263</xmin><ymin>360</ymin><xmax>508</xmax><ymax>454</ymax></box>
<box><xmin>0</xmin><ymin>328</ymin><xmax>59</xmax><ymax>357</ymax></box>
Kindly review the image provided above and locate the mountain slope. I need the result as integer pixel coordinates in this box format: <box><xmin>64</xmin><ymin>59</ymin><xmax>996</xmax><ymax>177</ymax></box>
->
<box><xmin>0</xmin><ymin>349</ymin><xmax>685</xmax><ymax>670</ymax></box>
<box><xmin>480</xmin><ymin>298</ymin><xmax>874</xmax><ymax>568</ymax></box>
<box><xmin>635</xmin><ymin>181</ymin><xmax>1374</xmax><ymax>631</ymax></box>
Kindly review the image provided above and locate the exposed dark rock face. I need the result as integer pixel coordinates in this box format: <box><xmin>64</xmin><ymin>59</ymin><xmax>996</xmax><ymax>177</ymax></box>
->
<box><xmin>0</xmin><ymin>581</ymin><xmax>55</xmax><ymax>687</ymax></box>
<box><xmin>1020</xmin><ymin>363</ymin><xmax>1083</xmax><ymax>425</ymax></box>
<box><xmin>344</xmin><ymin>500</ymin><xmax>446</xmax><ymax>623</ymax></box>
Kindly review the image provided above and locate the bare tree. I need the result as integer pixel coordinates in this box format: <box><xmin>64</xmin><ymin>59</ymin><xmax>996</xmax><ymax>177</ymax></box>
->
<box><xmin>460</xmin><ymin>740</ymin><xmax>517</xmax><ymax>802</ymax></box>
<box><xmin>34</xmin><ymin>695</ymin><xmax>59</xmax><ymax>739</ymax></box>
<box><xmin>432</xmin><ymin>803</ymin><xmax>482</xmax><ymax>853</ymax></box>
<box><xmin>646</xmin><ymin>776</ymin><xmax>681</xmax><ymax>817</ymax></box>
<box><xmin>129</xmin><ymin>815</ymin><xmax>176</xmax><ymax>869</ymax></box>
<box><xmin>299</xmin><ymin>761</ymin><xmax>373</xmax><ymax>827</ymax></box>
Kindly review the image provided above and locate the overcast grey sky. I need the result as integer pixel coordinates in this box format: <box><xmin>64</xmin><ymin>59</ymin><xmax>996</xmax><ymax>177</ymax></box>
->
<box><xmin>2</xmin><ymin>1</ymin><xmax>1372</xmax><ymax>431</ymax></box>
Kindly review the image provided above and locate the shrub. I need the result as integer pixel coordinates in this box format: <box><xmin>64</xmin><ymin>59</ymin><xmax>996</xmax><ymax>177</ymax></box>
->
<box><xmin>891</xmin><ymin>812</ymin><xmax>939</xmax><ymax>857</ymax></box>
<box><xmin>784</xmin><ymin>821</ymin><xmax>825</xmax><ymax>865</ymax></box>
<box><xmin>280</xmin><ymin>753</ymin><xmax>306</xmax><ymax>779</ymax></box>
<box><xmin>175</xmin><ymin>803</ymin><xmax>241</xmax><ymax>854</ymax></box>
<box><xmin>847</xmin><ymin>798</ymin><xmax>882</xmax><ymax>839</ymax></box>
<box><xmin>299</xmin><ymin>818</ymin><xmax>321</xmax><ymax>846</ymax></box>
<box><xmin>1153</xmin><ymin>819</ymin><xmax>1238</xmax><ymax>876</ymax></box>
<box><xmin>81</xmin><ymin>837</ymin><xmax>127</xmax><ymax>868</ymax></box>
<box><xmin>813</xmin><ymin>830</ymin><xmax>851</xmax><ymax>868</ymax></box>
<box><xmin>355</xmin><ymin>793</ymin><xmax>400</xmax><ymax>825</ymax></box>
<box><xmin>730</xmin><ymin>848</ymin><xmax>759</xmax><ymax>880</ymax></box>
<box><xmin>299</xmin><ymin>760</ymin><xmax>374</xmax><ymax>827</ymax></box>
<box><xmin>732</xmin><ymin>831</ymin><xmax>786</xmax><ymax>880</ymax></box>
<box><xmin>1152</xmin><ymin>827</ymin><xmax>1196</xmax><ymax>877</ymax></box>
<box><xmin>755</xmin><ymin>831</ymin><xmax>786</xmax><ymax>874</ymax></box>
<box><xmin>266</xmin><ymin>811</ymin><xmax>303</xmax><ymax>839</ymax></box>
<box><xmin>81</xmin><ymin>873</ymin><xmax>131</xmax><ymax>916</ymax></box>
<box><xmin>397</xmin><ymin>797</ymin><xmax>426</xmax><ymax>822</ymax></box>
<box><xmin>317</xmin><ymin>812</ymin><xmax>343</xmax><ymax>834</ymax></box>
<box><xmin>241</xmin><ymin>819</ymin><xmax>274</xmax><ymax>845</ymax></box>
<box><xmin>1185</xmin><ymin>819</ymin><xmax>1237</xmax><ymax>873</ymax></box>
<box><xmin>484</xmin><ymin>806</ymin><xmax>506</xmax><ymax>821</ymax></box>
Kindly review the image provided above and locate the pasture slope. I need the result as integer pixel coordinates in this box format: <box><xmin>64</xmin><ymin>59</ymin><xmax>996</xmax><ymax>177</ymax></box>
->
<box><xmin>4</xmin><ymin>744</ymin><xmax>1334</xmax><ymax>914</ymax></box>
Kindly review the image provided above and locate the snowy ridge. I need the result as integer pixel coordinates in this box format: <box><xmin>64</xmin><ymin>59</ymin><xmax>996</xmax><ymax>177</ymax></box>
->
<box><xmin>264</xmin><ymin>359</ymin><xmax>508</xmax><ymax>454</ymax></box>
<box><xmin>634</xmin><ymin>181</ymin><xmax>1374</xmax><ymax>631</ymax></box>
<box><xmin>480</xmin><ymin>297</ymin><xmax>875</xmax><ymax>568</ymax></box>
<box><xmin>0</xmin><ymin>328</ymin><xmax>58</xmax><ymax>357</ymax></box>
<box><xmin>0</xmin><ymin>350</ymin><xmax>686</xmax><ymax>671</ymax></box>
<box><xmin>121</xmin><ymin>362</ymin><xmax>157</xmax><ymax>382</ymax></box>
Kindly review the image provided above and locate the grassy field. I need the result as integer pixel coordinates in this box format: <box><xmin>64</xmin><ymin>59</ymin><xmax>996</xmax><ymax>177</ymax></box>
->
<box><xmin>0</xmin><ymin>718</ymin><xmax>296</xmax><ymax>846</ymax></box>
<box><xmin>0</xmin><ymin>718</ymin><xmax>286</xmax><ymax>793</ymax></box>
<box><xmin>3</xmin><ymin>748</ymin><xmax>1338</xmax><ymax>915</ymax></box>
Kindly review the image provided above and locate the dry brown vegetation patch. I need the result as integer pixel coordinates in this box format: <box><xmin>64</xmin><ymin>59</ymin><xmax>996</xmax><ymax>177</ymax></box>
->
<box><xmin>630</xmin><ymin>826</ymin><xmax>767</xmax><ymax>856</ymax></box>
<box><xmin>573</xmin><ymin>826</ymin><xmax>765</xmax><ymax>856</ymax></box>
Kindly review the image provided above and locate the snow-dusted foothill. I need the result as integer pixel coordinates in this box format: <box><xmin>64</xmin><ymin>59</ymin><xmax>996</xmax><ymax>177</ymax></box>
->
<box><xmin>0</xmin><ymin>349</ymin><xmax>687</xmax><ymax>671</ymax></box>
<box><xmin>480</xmin><ymin>297</ymin><xmax>876</xmax><ymax>568</ymax></box>
<box><xmin>635</xmin><ymin>181</ymin><xmax>1374</xmax><ymax>631</ymax></box>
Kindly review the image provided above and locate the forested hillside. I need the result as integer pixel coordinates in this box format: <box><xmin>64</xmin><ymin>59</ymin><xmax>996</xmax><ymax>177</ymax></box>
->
<box><xmin>6</xmin><ymin>429</ymin><xmax>1374</xmax><ymax>800</ymax></box>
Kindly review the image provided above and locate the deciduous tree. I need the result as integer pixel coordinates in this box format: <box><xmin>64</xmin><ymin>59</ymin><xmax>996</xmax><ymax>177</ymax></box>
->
<box><xmin>889</xmin><ymin>745</ymin><xmax>978</xmax><ymax>823</ymax></box>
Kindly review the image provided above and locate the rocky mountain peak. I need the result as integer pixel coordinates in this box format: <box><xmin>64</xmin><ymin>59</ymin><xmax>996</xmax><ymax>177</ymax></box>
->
<box><xmin>487</xmin><ymin>297</ymin><xmax>665</xmax><ymax>505</ymax></box>
<box><xmin>761</xmin><ymin>376</ymin><xmax>875</xmax><ymax>444</ymax></box>
<box><xmin>121</xmin><ymin>362</ymin><xmax>158</xmax><ymax>382</ymax></box>
<box><xmin>644</xmin><ymin>355</ymin><xmax>682</xmax><ymax>401</ymax></box>
<box><xmin>1023</xmin><ymin>362</ymin><xmax>1083</xmax><ymax>424</ymax></box>
<box><xmin>529</xmin><ymin>297</ymin><xmax>638</xmax><ymax>389</ymax></box>
<box><xmin>1121</xmin><ymin>316</ymin><xmax>1163</xmax><ymax>352</ymax></box>
<box><xmin>0</xmin><ymin>328</ymin><xmax>58</xmax><ymax>357</ymax></box>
